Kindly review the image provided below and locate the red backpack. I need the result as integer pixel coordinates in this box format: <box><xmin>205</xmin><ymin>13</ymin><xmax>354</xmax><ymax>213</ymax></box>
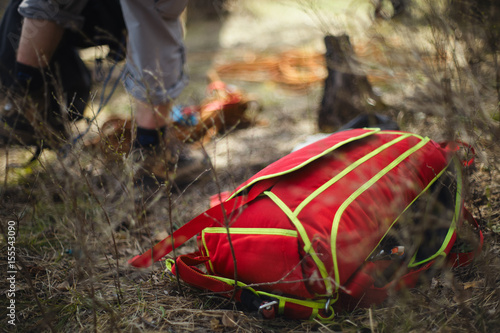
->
<box><xmin>129</xmin><ymin>128</ymin><xmax>483</xmax><ymax>321</ymax></box>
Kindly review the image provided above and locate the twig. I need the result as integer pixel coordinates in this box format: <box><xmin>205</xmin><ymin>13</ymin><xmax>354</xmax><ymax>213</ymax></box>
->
<box><xmin>167</xmin><ymin>176</ymin><xmax>183</xmax><ymax>295</ymax></box>
<box><xmin>369</xmin><ymin>308</ymin><xmax>375</xmax><ymax>333</ymax></box>
<box><xmin>199</xmin><ymin>141</ymin><xmax>239</xmax><ymax>302</ymax></box>
<box><xmin>76</xmin><ymin>156</ymin><xmax>123</xmax><ymax>305</ymax></box>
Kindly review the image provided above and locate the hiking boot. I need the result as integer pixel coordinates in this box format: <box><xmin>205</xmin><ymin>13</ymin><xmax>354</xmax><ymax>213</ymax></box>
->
<box><xmin>132</xmin><ymin>134</ymin><xmax>210</xmax><ymax>188</ymax></box>
<box><xmin>0</xmin><ymin>86</ymin><xmax>69</xmax><ymax>149</ymax></box>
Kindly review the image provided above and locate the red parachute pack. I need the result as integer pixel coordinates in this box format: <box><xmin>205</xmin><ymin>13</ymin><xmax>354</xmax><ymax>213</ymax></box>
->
<box><xmin>129</xmin><ymin>128</ymin><xmax>483</xmax><ymax>321</ymax></box>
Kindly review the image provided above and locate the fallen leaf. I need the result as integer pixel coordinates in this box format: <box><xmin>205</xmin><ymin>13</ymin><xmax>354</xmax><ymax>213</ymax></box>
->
<box><xmin>210</xmin><ymin>318</ymin><xmax>221</xmax><ymax>331</ymax></box>
<box><xmin>153</xmin><ymin>230</ymin><xmax>170</xmax><ymax>242</ymax></box>
<box><xmin>490</xmin><ymin>224</ymin><xmax>500</xmax><ymax>234</ymax></box>
<box><xmin>464</xmin><ymin>279</ymin><xmax>485</xmax><ymax>290</ymax></box>
<box><xmin>56</xmin><ymin>281</ymin><xmax>70</xmax><ymax>290</ymax></box>
<box><xmin>222</xmin><ymin>312</ymin><xmax>237</xmax><ymax>327</ymax></box>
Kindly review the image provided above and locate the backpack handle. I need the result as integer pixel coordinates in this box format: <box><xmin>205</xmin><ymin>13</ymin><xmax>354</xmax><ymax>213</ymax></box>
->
<box><xmin>345</xmin><ymin>207</ymin><xmax>483</xmax><ymax>306</ymax></box>
<box><xmin>172</xmin><ymin>254</ymin><xmax>242</xmax><ymax>296</ymax></box>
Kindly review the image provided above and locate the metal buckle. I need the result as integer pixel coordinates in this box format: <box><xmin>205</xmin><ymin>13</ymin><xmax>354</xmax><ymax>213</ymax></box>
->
<box><xmin>258</xmin><ymin>300</ymin><xmax>278</xmax><ymax>319</ymax></box>
<box><xmin>324</xmin><ymin>298</ymin><xmax>332</xmax><ymax>313</ymax></box>
<box><xmin>258</xmin><ymin>300</ymin><xmax>278</xmax><ymax>313</ymax></box>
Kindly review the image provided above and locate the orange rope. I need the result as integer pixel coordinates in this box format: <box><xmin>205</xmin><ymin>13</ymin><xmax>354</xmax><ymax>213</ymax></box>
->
<box><xmin>215</xmin><ymin>50</ymin><xmax>327</xmax><ymax>91</ymax></box>
<box><xmin>215</xmin><ymin>42</ymin><xmax>444</xmax><ymax>89</ymax></box>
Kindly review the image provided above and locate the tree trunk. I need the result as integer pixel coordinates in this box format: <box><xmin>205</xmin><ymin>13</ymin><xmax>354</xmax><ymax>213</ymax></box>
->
<box><xmin>317</xmin><ymin>34</ymin><xmax>387</xmax><ymax>132</ymax></box>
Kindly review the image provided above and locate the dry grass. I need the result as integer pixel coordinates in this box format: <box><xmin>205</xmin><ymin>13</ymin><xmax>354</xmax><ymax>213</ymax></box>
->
<box><xmin>1</xmin><ymin>0</ymin><xmax>500</xmax><ymax>332</ymax></box>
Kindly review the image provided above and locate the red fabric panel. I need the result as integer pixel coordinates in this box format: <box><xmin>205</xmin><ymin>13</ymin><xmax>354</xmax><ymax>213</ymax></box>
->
<box><xmin>203</xmin><ymin>198</ymin><xmax>314</xmax><ymax>298</ymax></box>
<box><xmin>233</xmin><ymin>128</ymin><xmax>376</xmax><ymax>195</ymax></box>
<box><xmin>265</xmin><ymin>132</ymin><xmax>449</xmax><ymax>295</ymax></box>
<box><xmin>282</xmin><ymin>302</ymin><xmax>315</xmax><ymax>320</ymax></box>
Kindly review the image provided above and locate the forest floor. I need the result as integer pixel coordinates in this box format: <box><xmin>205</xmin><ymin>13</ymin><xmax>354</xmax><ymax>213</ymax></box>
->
<box><xmin>1</xmin><ymin>1</ymin><xmax>500</xmax><ymax>332</ymax></box>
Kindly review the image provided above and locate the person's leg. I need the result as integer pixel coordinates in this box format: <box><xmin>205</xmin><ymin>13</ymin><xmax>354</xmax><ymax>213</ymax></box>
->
<box><xmin>16</xmin><ymin>18</ymin><xmax>63</xmax><ymax>67</ymax></box>
<box><xmin>133</xmin><ymin>101</ymin><xmax>170</xmax><ymax>148</ymax></box>
<box><xmin>1</xmin><ymin>15</ymin><xmax>66</xmax><ymax>147</ymax></box>
<box><xmin>0</xmin><ymin>0</ymin><xmax>89</xmax><ymax>147</ymax></box>
<box><xmin>119</xmin><ymin>0</ymin><xmax>188</xmax><ymax>142</ymax></box>
<box><xmin>119</xmin><ymin>0</ymin><xmax>208</xmax><ymax>183</ymax></box>
<box><xmin>135</xmin><ymin>100</ymin><xmax>171</xmax><ymax>130</ymax></box>
<box><xmin>15</xmin><ymin>0</ymin><xmax>89</xmax><ymax>77</ymax></box>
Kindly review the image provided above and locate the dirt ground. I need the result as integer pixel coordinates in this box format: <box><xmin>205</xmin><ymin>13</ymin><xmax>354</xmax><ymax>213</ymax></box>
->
<box><xmin>1</xmin><ymin>1</ymin><xmax>500</xmax><ymax>332</ymax></box>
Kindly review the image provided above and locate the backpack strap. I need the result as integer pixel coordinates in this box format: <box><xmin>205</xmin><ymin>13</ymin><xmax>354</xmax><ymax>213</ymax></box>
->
<box><xmin>173</xmin><ymin>254</ymin><xmax>241</xmax><ymax>296</ymax></box>
<box><xmin>128</xmin><ymin>177</ymin><xmax>279</xmax><ymax>268</ymax></box>
<box><xmin>167</xmin><ymin>254</ymin><xmax>336</xmax><ymax>321</ymax></box>
<box><xmin>128</xmin><ymin>206</ymin><xmax>221</xmax><ymax>268</ymax></box>
<box><xmin>440</xmin><ymin>140</ymin><xmax>476</xmax><ymax>167</ymax></box>
<box><xmin>344</xmin><ymin>206</ymin><xmax>483</xmax><ymax>306</ymax></box>
<box><xmin>448</xmin><ymin>207</ymin><xmax>483</xmax><ymax>267</ymax></box>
